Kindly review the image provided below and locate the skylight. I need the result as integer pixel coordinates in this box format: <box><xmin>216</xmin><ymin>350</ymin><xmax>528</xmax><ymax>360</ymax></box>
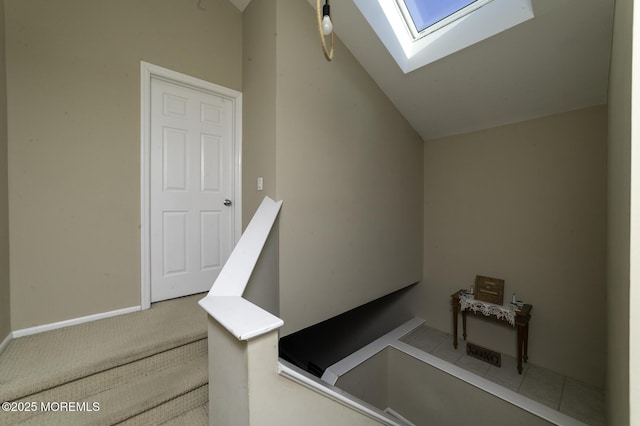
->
<box><xmin>401</xmin><ymin>0</ymin><xmax>495</xmax><ymax>38</ymax></box>
<box><xmin>403</xmin><ymin>0</ymin><xmax>477</xmax><ymax>34</ymax></box>
<box><xmin>353</xmin><ymin>0</ymin><xmax>534</xmax><ymax>74</ymax></box>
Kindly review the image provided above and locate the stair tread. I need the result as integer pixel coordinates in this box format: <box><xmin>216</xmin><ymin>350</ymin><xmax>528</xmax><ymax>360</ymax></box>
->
<box><xmin>13</xmin><ymin>353</ymin><xmax>207</xmax><ymax>425</ymax></box>
<box><xmin>159</xmin><ymin>403</ymin><xmax>208</xmax><ymax>425</ymax></box>
<box><xmin>123</xmin><ymin>386</ymin><xmax>208</xmax><ymax>426</ymax></box>
<box><xmin>0</xmin><ymin>294</ymin><xmax>207</xmax><ymax>403</ymax></box>
<box><xmin>14</xmin><ymin>339</ymin><xmax>207</xmax><ymax>405</ymax></box>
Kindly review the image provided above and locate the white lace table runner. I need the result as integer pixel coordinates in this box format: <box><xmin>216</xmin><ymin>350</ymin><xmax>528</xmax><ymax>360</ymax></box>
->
<box><xmin>459</xmin><ymin>293</ymin><xmax>515</xmax><ymax>326</ymax></box>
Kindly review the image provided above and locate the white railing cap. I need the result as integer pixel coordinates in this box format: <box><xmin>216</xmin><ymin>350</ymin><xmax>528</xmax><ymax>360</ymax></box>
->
<box><xmin>200</xmin><ymin>196</ymin><xmax>284</xmax><ymax>340</ymax></box>
<box><xmin>199</xmin><ymin>295</ymin><xmax>283</xmax><ymax>341</ymax></box>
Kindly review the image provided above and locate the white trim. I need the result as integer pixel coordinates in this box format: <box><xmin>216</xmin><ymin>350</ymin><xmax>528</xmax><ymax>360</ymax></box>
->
<box><xmin>354</xmin><ymin>0</ymin><xmax>534</xmax><ymax>73</ymax></box>
<box><xmin>0</xmin><ymin>332</ymin><xmax>12</xmax><ymax>354</ymax></box>
<box><xmin>321</xmin><ymin>317</ymin><xmax>424</xmax><ymax>385</ymax></box>
<box><xmin>199</xmin><ymin>296</ymin><xmax>283</xmax><ymax>340</ymax></box>
<box><xmin>11</xmin><ymin>306</ymin><xmax>141</xmax><ymax>338</ymax></box>
<box><xmin>324</xmin><ymin>318</ymin><xmax>588</xmax><ymax>426</ymax></box>
<box><xmin>390</xmin><ymin>342</ymin><xmax>586</xmax><ymax>426</ymax></box>
<box><xmin>395</xmin><ymin>0</ymin><xmax>495</xmax><ymax>41</ymax></box>
<box><xmin>140</xmin><ymin>61</ymin><xmax>243</xmax><ymax>310</ymax></box>
<box><xmin>384</xmin><ymin>407</ymin><xmax>416</xmax><ymax>426</ymax></box>
<box><xmin>208</xmin><ymin>197</ymin><xmax>282</xmax><ymax>297</ymax></box>
<box><xmin>278</xmin><ymin>360</ymin><xmax>404</xmax><ymax>426</ymax></box>
<box><xmin>199</xmin><ymin>196</ymin><xmax>283</xmax><ymax>340</ymax></box>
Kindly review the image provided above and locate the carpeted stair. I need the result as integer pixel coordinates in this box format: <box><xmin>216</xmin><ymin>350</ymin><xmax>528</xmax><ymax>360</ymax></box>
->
<box><xmin>0</xmin><ymin>294</ymin><xmax>209</xmax><ymax>425</ymax></box>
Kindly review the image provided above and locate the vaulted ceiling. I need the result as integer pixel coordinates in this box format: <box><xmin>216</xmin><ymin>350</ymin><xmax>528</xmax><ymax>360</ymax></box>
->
<box><xmin>230</xmin><ymin>0</ymin><xmax>615</xmax><ymax>141</ymax></box>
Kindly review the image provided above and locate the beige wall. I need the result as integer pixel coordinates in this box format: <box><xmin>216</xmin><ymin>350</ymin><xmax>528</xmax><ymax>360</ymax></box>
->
<box><xmin>0</xmin><ymin>0</ymin><xmax>11</xmax><ymax>342</ymax></box>
<box><xmin>272</xmin><ymin>0</ymin><xmax>424</xmax><ymax>335</ymax></box>
<box><xmin>225</xmin><ymin>326</ymin><xmax>381</xmax><ymax>425</ymax></box>
<box><xmin>241</xmin><ymin>0</ymin><xmax>280</xmax><ymax>315</ymax></box>
<box><xmin>336</xmin><ymin>348</ymin><xmax>389</xmax><ymax>411</ymax></box>
<box><xmin>242</xmin><ymin>0</ymin><xmax>277</xmax><ymax>226</ymax></box>
<box><xmin>208</xmin><ymin>316</ymin><xmax>250</xmax><ymax>425</ymax></box>
<box><xmin>387</xmin><ymin>349</ymin><xmax>552</xmax><ymax>426</ymax></box>
<box><xmin>422</xmin><ymin>106</ymin><xmax>607</xmax><ymax>387</ymax></box>
<box><xmin>607</xmin><ymin>0</ymin><xmax>632</xmax><ymax>424</ymax></box>
<box><xmin>248</xmin><ymin>330</ymin><xmax>381</xmax><ymax>426</ymax></box>
<box><xmin>631</xmin><ymin>2</ymin><xmax>640</xmax><ymax>422</ymax></box>
<box><xmin>4</xmin><ymin>0</ymin><xmax>242</xmax><ymax>330</ymax></box>
<box><xmin>334</xmin><ymin>348</ymin><xmax>552</xmax><ymax>425</ymax></box>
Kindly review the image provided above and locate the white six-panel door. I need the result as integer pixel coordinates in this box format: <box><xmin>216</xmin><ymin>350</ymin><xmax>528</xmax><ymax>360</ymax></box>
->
<box><xmin>150</xmin><ymin>77</ymin><xmax>234</xmax><ymax>302</ymax></box>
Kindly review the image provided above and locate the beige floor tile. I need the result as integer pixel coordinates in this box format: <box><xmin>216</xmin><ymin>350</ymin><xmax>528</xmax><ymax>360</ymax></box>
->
<box><xmin>431</xmin><ymin>340</ymin><xmax>464</xmax><ymax>364</ymax></box>
<box><xmin>399</xmin><ymin>326</ymin><xmax>448</xmax><ymax>354</ymax></box>
<box><xmin>483</xmin><ymin>355</ymin><xmax>527</xmax><ymax>392</ymax></box>
<box><xmin>399</xmin><ymin>325</ymin><xmax>606</xmax><ymax>425</ymax></box>
<box><xmin>559</xmin><ymin>378</ymin><xmax>606</xmax><ymax>426</ymax></box>
<box><xmin>519</xmin><ymin>364</ymin><xmax>564</xmax><ymax>410</ymax></box>
<box><xmin>455</xmin><ymin>353</ymin><xmax>491</xmax><ymax>376</ymax></box>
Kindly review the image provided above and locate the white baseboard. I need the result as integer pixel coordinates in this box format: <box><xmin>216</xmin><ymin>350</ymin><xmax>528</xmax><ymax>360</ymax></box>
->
<box><xmin>12</xmin><ymin>305</ymin><xmax>142</xmax><ymax>339</ymax></box>
<box><xmin>0</xmin><ymin>332</ymin><xmax>12</xmax><ymax>354</ymax></box>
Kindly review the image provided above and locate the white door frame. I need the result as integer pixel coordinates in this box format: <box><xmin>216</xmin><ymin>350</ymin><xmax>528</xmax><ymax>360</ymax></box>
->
<box><xmin>140</xmin><ymin>61</ymin><xmax>242</xmax><ymax>310</ymax></box>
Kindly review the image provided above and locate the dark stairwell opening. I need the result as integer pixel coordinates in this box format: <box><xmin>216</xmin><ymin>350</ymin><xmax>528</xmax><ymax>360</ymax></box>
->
<box><xmin>278</xmin><ymin>284</ymin><xmax>417</xmax><ymax>378</ymax></box>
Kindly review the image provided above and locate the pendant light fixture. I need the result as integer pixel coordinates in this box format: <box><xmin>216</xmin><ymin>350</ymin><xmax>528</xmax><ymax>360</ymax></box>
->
<box><xmin>317</xmin><ymin>0</ymin><xmax>334</xmax><ymax>61</ymax></box>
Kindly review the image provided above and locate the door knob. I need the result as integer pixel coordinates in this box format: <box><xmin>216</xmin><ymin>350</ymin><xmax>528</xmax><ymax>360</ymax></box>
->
<box><xmin>223</xmin><ymin>199</ymin><xmax>232</xmax><ymax>206</ymax></box>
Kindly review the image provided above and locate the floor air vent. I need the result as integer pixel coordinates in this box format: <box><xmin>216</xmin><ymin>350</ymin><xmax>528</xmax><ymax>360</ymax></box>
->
<box><xmin>466</xmin><ymin>342</ymin><xmax>501</xmax><ymax>367</ymax></box>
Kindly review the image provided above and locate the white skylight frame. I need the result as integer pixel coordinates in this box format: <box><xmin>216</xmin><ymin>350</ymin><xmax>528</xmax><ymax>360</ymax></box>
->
<box><xmin>397</xmin><ymin>0</ymin><xmax>494</xmax><ymax>40</ymax></box>
<box><xmin>354</xmin><ymin>0</ymin><xmax>534</xmax><ymax>74</ymax></box>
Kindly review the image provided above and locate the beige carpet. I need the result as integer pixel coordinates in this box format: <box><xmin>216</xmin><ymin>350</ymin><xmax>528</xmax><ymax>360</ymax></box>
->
<box><xmin>0</xmin><ymin>293</ymin><xmax>208</xmax><ymax>404</ymax></box>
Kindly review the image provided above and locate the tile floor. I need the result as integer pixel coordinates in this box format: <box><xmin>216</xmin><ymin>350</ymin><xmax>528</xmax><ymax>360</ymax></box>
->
<box><xmin>399</xmin><ymin>325</ymin><xmax>606</xmax><ymax>426</ymax></box>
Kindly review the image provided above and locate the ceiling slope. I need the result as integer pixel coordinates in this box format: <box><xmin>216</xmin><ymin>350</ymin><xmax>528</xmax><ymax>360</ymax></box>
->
<box><xmin>237</xmin><ymin>0</ymin><xmax>615</xmax><ymax>141</ymax></box>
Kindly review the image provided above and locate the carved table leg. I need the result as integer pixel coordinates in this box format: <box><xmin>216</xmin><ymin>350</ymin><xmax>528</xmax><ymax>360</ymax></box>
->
<box><xmin>462</xmin><ymin>310</ymin><xmax>467</xmax><ymax>341</ymax></box>
<box><xmin>452</xmin><ymin>304</ymin><xmax>458</xmax><ymax>349</ymax></box>
<box><xmin>523</xmin><ymin>323</ymin><xmax>529</xmax><ymax>363</ymax></box>
<box><xmin>516</xmin><ymin>324</ymin><xmax>524</xmax><ymax>374</ymax></box>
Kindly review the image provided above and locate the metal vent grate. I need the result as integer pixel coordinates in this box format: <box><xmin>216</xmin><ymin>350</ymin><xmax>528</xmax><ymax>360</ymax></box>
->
<box><xmin>466</xmin><ymin>342</ymin><xmax>501</xmax><ymax>367</ymax></box>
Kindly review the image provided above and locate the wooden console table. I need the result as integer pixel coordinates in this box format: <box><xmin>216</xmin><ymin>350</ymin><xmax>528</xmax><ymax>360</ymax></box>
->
<box><xmin>450</xmin><ymin>289</ymin><xmax>532</xmax><ymax>374</ymax></box>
